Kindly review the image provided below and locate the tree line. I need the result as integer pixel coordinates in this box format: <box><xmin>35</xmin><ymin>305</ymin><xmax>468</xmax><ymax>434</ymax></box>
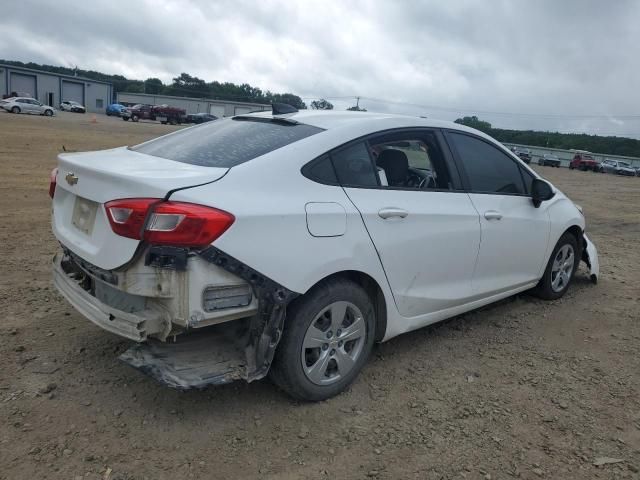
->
<box><xmin>455</xmin><ymin>116</ymin><xmax>640</xmax><ymax>158</ymax></box>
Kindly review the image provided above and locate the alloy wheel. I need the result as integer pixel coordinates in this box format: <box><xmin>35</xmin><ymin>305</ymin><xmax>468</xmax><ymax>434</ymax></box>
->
<box><xmin>551</xmin><ymin>244</ymin><xmax>575</xmax><ymax>292</ymax></box>
<box><xmin>301</xmin><ymin>301</ymin><xmax>366</xmax><ymax>386</ymax></box>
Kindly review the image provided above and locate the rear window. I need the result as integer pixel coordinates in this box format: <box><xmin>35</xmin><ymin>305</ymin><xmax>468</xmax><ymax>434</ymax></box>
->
<box><xmin>132</xmin><ymin>117</ymin><xmax>324</xmax><ymax>167</ymax></box>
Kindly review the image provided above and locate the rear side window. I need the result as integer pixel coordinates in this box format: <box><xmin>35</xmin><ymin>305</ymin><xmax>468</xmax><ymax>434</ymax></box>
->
<box><xmin>448</xmin><ymin>132</ymin><xmax>526</xmax><ymax>194</ymax></box>
<box><xmin>330</xmin><ymin>142</ymin><xmax>378</xmax><ymax>187</ymax></box>
<box><xmin>133</xmin><ymin>118</ymin><xmax>324</xmax><ymax>167</ymax></box>
<box><xmin>302</xmin><ymin>155</ymin><xmax>338</xmax><ymax>184</ymax></box>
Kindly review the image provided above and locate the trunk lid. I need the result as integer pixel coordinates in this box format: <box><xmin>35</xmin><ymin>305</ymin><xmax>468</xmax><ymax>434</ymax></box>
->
<box><xmin>52</xmin><ymin>147</ymin><xmax>227</xmax><ymax>270</ymax></box>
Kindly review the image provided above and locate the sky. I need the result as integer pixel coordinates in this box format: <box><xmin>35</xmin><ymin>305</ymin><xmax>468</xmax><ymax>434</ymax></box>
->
<box><xmin>1</xmin><ymin>0</ymin><xmax>639</xmax><ymax>137</ymax></box>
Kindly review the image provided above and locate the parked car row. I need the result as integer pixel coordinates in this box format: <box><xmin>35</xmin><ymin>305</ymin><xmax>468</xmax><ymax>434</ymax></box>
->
<box><xmin>508</xmin><ymin>149</ymin><xmax>639</xmax><ymax>176</ymax></box>
<box><xmin>113</xmin><ymin>103</ymin><xmax>218</xmax><ymax>125</ymax></box>
<box><xmin>0</xmin><ymin>97</ymin><xmax>92</xmax><ymax>116</ymax></box>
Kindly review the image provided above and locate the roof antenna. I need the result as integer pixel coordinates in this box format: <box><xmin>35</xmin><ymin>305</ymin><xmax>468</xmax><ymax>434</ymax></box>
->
<box><xmin>272</xmin><ymin>103</ymin><xmax>298</xmax><ymax>115</ymax></box>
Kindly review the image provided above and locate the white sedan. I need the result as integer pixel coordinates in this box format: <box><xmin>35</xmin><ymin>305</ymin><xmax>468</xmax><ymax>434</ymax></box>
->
<box><xmin>50</xmin><ymin>106</ymin><xmax>599</xmax><ymax>400</ymax></box>
<box><xmin>1</xmin><ymin>97</ymin><xmax>55</xmax><ymax>116</ymax></box>
<box><xmin>59</xmin><ymin>100</ymin><xmax>86</xmax><ymax>113</ymax></box>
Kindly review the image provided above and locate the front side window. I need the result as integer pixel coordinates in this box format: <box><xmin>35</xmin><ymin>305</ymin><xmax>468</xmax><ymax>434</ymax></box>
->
<box><xmin>133</xmin><ymin>117</ymin><xmax>324</xmax><ymax>167</ymax></box>
<box><xmin>448</xmin><ymin>132</ymin><xmax>526</xmax><ymax>195</ymax></box>
<box><xmin>369</xmin><ymin>131</ymin><xmax>450</xmax><ymax>190</ymax></box>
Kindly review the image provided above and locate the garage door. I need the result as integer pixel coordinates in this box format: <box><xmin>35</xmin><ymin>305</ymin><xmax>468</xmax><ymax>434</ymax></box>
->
<box><xmin>234</xmin><ymin>106</ymin><xmax>253</xmax><ymax>115</ymax></box>
<box><xmin>209</xmin><ymin>105</ymin><xmax>225</xmax><ymax>117</ymax></box>
<box><xmin>10</xmin><ymin>73</ymin><xmax>36</xmax><ymax>97</ymax></box>
<box><xmin>62</xmin><ymin>81</ymin><xmax>84</xmax><ymax>104</ymax></box>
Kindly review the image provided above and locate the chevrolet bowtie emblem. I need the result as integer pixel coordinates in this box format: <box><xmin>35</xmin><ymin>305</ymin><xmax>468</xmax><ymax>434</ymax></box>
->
<box><xmin>65</xmin><ymin>172</ymin><xmax>78</xmax><ymax>186</ymax></box>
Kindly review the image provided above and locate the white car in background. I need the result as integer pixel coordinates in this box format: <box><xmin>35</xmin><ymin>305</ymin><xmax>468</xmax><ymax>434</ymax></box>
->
<box><xmin>50</xmin><ymin>106</ymin><xmax>599</xmax><ymax>401</ymax></box>
<box><xmin>59</xmin><ymin>100</ymin><xmax>86</xmax><ymax>113</ymax></box>
<box><xmin>1</xmin><ymin>97</ymin><xmax>55</xmax><ymax>116</ymax></box>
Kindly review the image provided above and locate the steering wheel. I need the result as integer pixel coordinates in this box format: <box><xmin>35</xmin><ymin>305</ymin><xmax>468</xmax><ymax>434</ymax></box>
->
<box><xmin>406</xmin><ymin>172</ymin><xmax>429</xmax><ymax>189</ymax></box>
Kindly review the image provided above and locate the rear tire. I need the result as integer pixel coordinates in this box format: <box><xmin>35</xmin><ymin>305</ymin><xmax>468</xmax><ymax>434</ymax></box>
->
<box><xmin>532</xmin><ymin>232</ymin><xmax>579</xmax><ymax>300</ymax></box>
<box><xmin>270</xmin><ymin>279</ymin><xmax>375</xmax><ymax>401</ymax></box>
<box><xmin>132</xmin><ymin>115</ymin><xmax>139</xmax><ymax>122</ymax></box>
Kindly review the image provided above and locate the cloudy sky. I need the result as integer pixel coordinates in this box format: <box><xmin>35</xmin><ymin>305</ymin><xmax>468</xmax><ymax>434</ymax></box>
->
<box><xmin>1</xmin><ymin>0</ymin><xmax>639</xmax><ymax>136</ymax></box>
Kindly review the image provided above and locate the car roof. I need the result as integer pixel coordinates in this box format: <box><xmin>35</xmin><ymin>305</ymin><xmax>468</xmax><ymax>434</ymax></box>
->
<box><xmin>241</xmin><ymin>109</ymin><xmax>482</xmax><ymax>137</ymax></box>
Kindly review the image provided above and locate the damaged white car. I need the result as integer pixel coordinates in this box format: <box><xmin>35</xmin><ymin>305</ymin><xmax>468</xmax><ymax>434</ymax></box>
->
<box><xmin>51</xmin><ymin>105</ymin><xmax>599</xmax><ymax>401</ymax></box>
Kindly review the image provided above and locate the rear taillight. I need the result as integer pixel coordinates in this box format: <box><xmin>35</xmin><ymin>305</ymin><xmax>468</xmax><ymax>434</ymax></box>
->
<box><xmin>105</xmin><ymin>198</ymin><xmax>159</xmax><ymax>239</ymax></box>
<box><xmin>49</xmin><ymin>167</ymin><xmax>58</xmax><ymax>199</ymax></box>
<box><xmin>104</xmin><ymin>199</ymin><xmax>234</xmax><ymax>248</ymax></box>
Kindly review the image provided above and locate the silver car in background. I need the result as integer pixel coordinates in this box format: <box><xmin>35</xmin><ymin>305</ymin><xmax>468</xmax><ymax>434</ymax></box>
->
<box><xmin>600</xmin><ymin>159</ymin><xmax>636</xmax><ymax>176</ymax></box>
<box><xmin>0</xmin><ymin>97</ymin><xmax>56</xmax><ymax>116</ymax></box>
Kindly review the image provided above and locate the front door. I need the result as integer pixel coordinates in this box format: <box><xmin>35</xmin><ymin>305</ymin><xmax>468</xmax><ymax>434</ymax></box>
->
<box><xmin>445</xmin><ymin>131</ymin><xmax>550</xmax><ymax>296</ymax></box>
<box><xmin>330</xmin><ymin>130</ymin><xmax>481</xmax><ymax>319</ymax></box>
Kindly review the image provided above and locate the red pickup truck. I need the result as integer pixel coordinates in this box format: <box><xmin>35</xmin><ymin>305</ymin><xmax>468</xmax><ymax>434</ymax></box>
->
<box><xmin>569</xmin><ymin>153</ymin><xmax>599</xmax><ymax>171</ymax></box>
<box><xmin>122</xmin><ymin>104</ymin><xmax>186</xmax><ymax>124</ymax></box>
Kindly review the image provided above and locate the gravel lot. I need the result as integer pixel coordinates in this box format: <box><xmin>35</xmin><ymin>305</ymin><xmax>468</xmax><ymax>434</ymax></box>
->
<box><xmin>1</xmin><ymin>110</ymin><xmax>639</xmax><ymax>480</ymax></box>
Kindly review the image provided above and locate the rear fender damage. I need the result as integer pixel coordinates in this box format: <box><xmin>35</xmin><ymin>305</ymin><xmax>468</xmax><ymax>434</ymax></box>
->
<box><xmin>119</xmin><ymin>246</ymin><xmax>299</xmax><ymax>389</ymax></box>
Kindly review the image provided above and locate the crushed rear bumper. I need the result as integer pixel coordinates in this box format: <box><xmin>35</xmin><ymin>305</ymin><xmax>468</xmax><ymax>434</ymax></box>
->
<box><xmin>52</xmin><ymin>253</ymin><xmax>169</xmax><ymax>341</ymax></box>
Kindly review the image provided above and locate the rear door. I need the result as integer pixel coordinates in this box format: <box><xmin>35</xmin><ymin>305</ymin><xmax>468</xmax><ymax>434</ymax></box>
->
<box><xmin>333</xmin><ymin>129</ymin><xmax>481</xmax><ymax>318</ymax></box>
<box><xmin>444</xmin><ymin>131</ymin><xmax>550</xmax><ymax>296</ymax></box>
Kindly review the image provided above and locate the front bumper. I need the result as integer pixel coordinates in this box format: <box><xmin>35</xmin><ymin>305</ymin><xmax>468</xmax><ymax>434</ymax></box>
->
<box><xmin>52</xmin><ymin>253</ymin><xmax>169</xmax><ymax>341</ymax></box>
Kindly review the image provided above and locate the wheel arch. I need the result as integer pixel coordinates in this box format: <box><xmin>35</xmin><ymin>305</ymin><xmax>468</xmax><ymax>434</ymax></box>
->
<box><xmin>301</xmin><ymin>270</ymin><xmax>388</xmax><ymax>342</ymax></box>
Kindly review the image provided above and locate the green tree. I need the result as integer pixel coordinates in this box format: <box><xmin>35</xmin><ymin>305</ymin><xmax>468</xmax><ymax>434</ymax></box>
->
<box><xmin>144</xmin><ymin>77</ymin><xmax>164</xmax><ymax>94</ymax></box>
<box><xmin>171</xmin><ymin>73</ymin><xmax>206</xmax><ymax>91</ymax></box>
<box><xmin>454</xmin><ymin>115</ymin><xmax>492</xmax><ymax>132</ymax></box>
<box><xmin>265</xmin><ymin>92</ymin><xmax>307</xmax><ymax>109</ymax></box>
<box><xmin>310</xmin><ymin>98</ymin><xmax>334</xmax><ymax>110</ymax></box>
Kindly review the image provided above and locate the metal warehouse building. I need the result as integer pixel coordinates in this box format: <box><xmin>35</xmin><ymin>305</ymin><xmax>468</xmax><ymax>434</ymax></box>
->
<box><xmin>0</xmin><ymin>64</ymin><xmax>113</xmax><ymax>113</ymax></box>
<box><xmin>116</xmin><ymin>92</ymin><xmax>270</xmax><ymax>117</ymax></box>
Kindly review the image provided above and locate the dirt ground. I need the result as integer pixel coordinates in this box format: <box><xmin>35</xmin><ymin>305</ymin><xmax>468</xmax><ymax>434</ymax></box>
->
<box><xmin>0</xmin><ymin>110</ymin><xmax>639</xmax><ymax>480</ymax></box>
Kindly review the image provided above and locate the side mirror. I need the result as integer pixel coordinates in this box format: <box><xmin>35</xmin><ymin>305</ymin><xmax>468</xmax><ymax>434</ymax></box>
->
<box><xmin>531</xmin><ymin>178</ymin><xmax>555</xmax><ymax>208</ymax></box>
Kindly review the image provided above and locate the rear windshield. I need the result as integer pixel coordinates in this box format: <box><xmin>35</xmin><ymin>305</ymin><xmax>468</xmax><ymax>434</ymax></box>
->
<box><xmin>132</xmin><ymin>117</ymin><xmax>324</xmax><ymax>167</ymax></box>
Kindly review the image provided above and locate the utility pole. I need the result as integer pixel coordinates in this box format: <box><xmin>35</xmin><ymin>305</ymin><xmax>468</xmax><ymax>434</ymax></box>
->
<box><xmin>356</xmin><ymin>96</ymin><xmax>360</xmax><ymax>108</ymax></box>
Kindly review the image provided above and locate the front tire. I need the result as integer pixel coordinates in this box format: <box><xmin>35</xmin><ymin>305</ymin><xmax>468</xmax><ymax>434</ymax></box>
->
<box><xmin>44</xmin><ymin>109</ymin><xmax>53</xmax><ymax>116</ymax></box>
<box><xmin>533</xmin><ymin>233</ymin><xmax>579</xmax><ymax>300</ymax></box>
<box><xmin>11</xmin><ymin>106</ymin><xmax>20</xmax><ymax>114</ymax></box>
<box><xmin>270</xmin><ymin>279</ymin><xmax>375</xmax><ymax>401</ymax></box>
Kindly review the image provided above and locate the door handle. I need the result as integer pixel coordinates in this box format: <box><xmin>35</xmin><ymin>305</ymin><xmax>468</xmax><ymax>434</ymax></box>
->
<box><xmin>484</xmin><ymin>210</ymin><xmax>503</xmax><ymax>221</ymax></box>
<box><xmin>378</xmin><ymin>208</ymin><xmax>409</xmax><ymax>219</ymax></box>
